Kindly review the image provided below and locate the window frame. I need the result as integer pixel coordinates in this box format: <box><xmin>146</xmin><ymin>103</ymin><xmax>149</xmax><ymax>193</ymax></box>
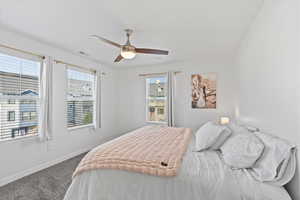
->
<box><xmin>145</xmin><ymin>75</ymin><xmax>168</xmax><ymax>124</ymax></box>
<box><xmin>0</xmin><ymin>48</ymin><xmax>43</xmax><ymax>142</ymax></box>
<box><xmin>66</xmin><ymin>65</ymin><xmax>97</xmax><ymax>130</ymax></box>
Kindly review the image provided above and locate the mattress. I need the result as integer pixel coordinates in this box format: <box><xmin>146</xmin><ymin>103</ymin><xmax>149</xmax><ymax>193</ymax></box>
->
<box><xmin>64</xmin><ymin>136</ymin><xmax>291</xmax><ymax>200</ymax></box>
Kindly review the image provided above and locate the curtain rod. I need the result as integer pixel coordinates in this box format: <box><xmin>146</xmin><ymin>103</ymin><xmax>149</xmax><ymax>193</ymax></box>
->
<box><xmin>139</xmin><ymin>71</ymin><xmax>182</xmax><ymax>77</ymax></box>
<box><xmin>0</xmin><ymin>43</ymin><xmax>45</xmax><ymax>59</ymax></box>
<box><xmin>54</xmin><ymin>60</ymin><xmax>106</xmax><ymax>75</ymax></box>
<box><xmin>0</xmin><ymin>43</ymin><xmax>107</xmax><ymax>75</ymax></box>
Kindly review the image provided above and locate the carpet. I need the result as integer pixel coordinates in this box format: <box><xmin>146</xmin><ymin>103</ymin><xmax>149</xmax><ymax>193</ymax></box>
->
<box><xmin>0</xmin><ymin>153</ymin><xmax>85</xmax><ymax>200</ymax></box>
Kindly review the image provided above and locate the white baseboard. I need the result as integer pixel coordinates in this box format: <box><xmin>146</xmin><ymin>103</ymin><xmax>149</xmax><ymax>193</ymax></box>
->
<box><xmin>0</xmin><ymin>145</ymin><xmax>95</xmax><ymax>187</ymax></box>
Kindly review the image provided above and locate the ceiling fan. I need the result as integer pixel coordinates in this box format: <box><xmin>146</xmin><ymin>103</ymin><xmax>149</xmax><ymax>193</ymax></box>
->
<box><xmin>90</xmin><ymin>29</ymin><xmax>169</xmax><ymax>63</ymax></box>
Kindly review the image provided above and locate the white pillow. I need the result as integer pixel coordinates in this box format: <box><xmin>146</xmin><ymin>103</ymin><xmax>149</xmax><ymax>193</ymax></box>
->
<box><xmin>195</xmin><ymin>121</ymin><xmax>231</xmax><ymax>151</ymax></box>
<box><xmin>272</xmin><ymin>148</ymin><xmax>297</xmax><ymax>186</ymax></box>
<box><xmin>221</xmin><ymin>133</ymin><xmax>264</xmax><ymax>169</ymax></box>
<box><xmin>227</xmin><ymin>122</ymin><xmax>247</xmax><ymax>133</ymax></box>
<box><xmin>227</xmin><ymin>122</ymin><xmax>259</xmax><ymax>134</ymax></box>
<box><xmin>249</xmin><ymin>132</ymin><xmax>296</xmax><ymax>184</ymax></box>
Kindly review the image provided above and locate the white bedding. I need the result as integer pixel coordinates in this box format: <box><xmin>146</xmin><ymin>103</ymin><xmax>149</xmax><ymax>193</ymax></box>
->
<box><xmin>64</xmin><ymin>137</ymin><xmax>291</xmax><ymax>200</ymax></box>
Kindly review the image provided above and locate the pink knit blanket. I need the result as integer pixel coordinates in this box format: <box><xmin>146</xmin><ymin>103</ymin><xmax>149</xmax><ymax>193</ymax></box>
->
<box><xmin>73</xmin><ymin>126</ymin><xmax>192</xmax><ymax>178</ymax></box>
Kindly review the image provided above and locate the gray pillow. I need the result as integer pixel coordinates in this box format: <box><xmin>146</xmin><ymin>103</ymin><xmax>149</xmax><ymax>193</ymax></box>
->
<box><xmin>195</xmin><ymin>121</ymin><xmax>231</xmax><ymax>151</ymax></box>
<box><xmin>221</xmin><ymin>133</ymin><xmax>264</xmax><ymax>169</ymax></box>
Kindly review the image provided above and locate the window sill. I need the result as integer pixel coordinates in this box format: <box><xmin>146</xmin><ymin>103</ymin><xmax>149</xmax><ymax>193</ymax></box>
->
<box><xmin>146</xmin><ymin>121</ymin><xmax>167</xmax><ymax>125</ymax></box>
<box><xmin>0</xmin><ymin>134</ymin><xmax>38</xmax><ymax>143</ymax></box>
<box><xmin>68</xmin><ymin>124</ymin><xmax>95</xmax><ymax>132</ymax></box>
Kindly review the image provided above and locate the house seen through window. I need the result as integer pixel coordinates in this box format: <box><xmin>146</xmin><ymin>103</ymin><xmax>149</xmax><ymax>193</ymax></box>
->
<box><xmin>0</xmin><ymin>52</ymin><xmax>41</xmax><ymax>140</ymax></box>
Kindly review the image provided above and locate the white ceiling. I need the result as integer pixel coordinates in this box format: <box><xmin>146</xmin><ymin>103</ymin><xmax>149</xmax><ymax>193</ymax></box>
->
<box><xmin>0</xmin><ymin>0</ymin><xmax>263</xmax><ymax>68</ymax></box>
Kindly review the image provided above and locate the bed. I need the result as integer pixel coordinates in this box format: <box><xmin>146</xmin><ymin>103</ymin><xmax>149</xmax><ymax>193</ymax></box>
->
<box><xmin>64</xmin><ymin>126</ymin><xmax>292</xmax><ymax>200</ymax></box>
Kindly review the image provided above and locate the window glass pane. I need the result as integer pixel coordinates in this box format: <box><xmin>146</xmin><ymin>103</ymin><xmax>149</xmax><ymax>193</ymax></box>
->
<box><xmin>0</xmin><ymin>53</ymin><xmax>40</xmax><ymax>140</ymax></box>
<box><xmin>30</xmin><ymin>111</ymin><xmax>37</xmax><ymax>120</ymax></box>
<box><xmin>146</xmin><ymin>77</ymin><xmax>167</xmax><ymax>123</ymax></box>
<box><xmin>67</xmin><ymin>67</ymin><xmax>95</xmax><ymax>128</ymax></box>
<box><xmin>8</xmin><ymin>111</ymin><xmax>15</xmax><ymax>121</ymax></box>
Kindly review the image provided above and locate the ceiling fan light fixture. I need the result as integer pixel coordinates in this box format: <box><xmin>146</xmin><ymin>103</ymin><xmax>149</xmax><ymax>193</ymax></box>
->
<box><xmin>121</xmin><ymin>50</ymin><xmax>136</xmax><ymax>59</ymax></box>
<box><xmin>121</xmin><ymin>46</ymin><xmax>136</xmax><ymax>59</ymax></box>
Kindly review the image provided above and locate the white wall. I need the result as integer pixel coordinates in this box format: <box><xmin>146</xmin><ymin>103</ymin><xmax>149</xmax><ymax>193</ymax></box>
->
<box><xmin>1</xmin><ymin>1</ymin><xmax>299</xmax><ymax>198</ymax></box>
<box><xmin>235</xmin><ymin>0</ymin><xmax>300</xmax><ymax>199</ymax></box>
<box><xmin>0</xmin><ymin>27</ymin><xmax>119</xmax><ymax>186</ymax></box>
<box><xmin>116</xmin><ymin>60</ymin><xmax>236</xmax><ymax>134</ymax></box>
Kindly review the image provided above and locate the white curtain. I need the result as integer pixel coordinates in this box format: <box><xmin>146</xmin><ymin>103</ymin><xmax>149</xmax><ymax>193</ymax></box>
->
<box><xmin>94</xmin><ymin>70</ymin><xmax>102</xmax><ymax>129</ymax></box>
<box><xmin>167</xmin><ymin>71</ymin><xmax>175</xmax><ymax>127</ymax></box>
<box><xmin>39</xmin><ymin>56</ymin><xmax>53</xmax><ymax>141</ymax></box>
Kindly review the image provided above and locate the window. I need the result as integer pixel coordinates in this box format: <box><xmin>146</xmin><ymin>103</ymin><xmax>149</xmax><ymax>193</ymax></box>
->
<box><xmin>8</xmin><ymin>99</ymin><xmax>15</xmax><ymax>104</ymax></box>
<box><xmin>11</xmin><ymin>126</ymin><xmax>36</xmax><ymax>138</ymax></box>
<box><xmin>21</xmin><ymin>112</ymin><xmax>30</xmax><ymax>121</ymax></box>
<box><xmin>8</xmin><ymin>111</ymin><xmax>15</xmax><ymax>121</ymax></box>
<box><xmin>157</xmin><ymin>108</ymin><xmax>164</xmax><ymax>115</ymax></box>
<box><xmin>67</xmin><ymin>66</ymin><xmax>95</xmax><ymax>128</ymax></box>
<box><xmin>20</xmin><ymin>111</ymin><xmax>37</xmax><ymax>121</ymax></box>
<box><xmin>146</xmin><ymin>76</ymin><xmax>167</xmax><ymax>123</ymax></box>
<box><xmin>0</xmin><ymin>51</ymin><xmax>41</xmax><ymax>140</ymax></box>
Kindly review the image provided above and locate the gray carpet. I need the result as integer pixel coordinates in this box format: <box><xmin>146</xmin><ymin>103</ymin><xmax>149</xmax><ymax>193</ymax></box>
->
<box><xmin>0</xmin><ymin>153</ymin><xmax>85</xmax><ymax>200</ymax></box>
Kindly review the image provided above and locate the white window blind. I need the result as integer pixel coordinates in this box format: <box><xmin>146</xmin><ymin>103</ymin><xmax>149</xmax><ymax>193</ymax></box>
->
<box><xmin>67</xmin><ymin>66</ymin><xmax>95</xmax><ymax>128</ymax></box>
<box><xmin>0</xmin><ymin>52</ymin><xmax>42</xmax><ymax>140</ymax></box>
<box><xmin>145</xmin><ymin>76</ymin><xmax>167</xmax><ymax>123</ymax></box>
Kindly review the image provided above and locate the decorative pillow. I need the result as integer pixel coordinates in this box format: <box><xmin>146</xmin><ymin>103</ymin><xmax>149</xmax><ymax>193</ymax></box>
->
<box><xmin>195</xmin><ymin>121</ymin><xmax>232</xmax><ymax>151</ymax></box>
<box><xmin>248</xmin><ymin>132</ymin><xmax>296</xmax><ymax>184</ymax></box>
<box><xmin>221</xmin><ymin>133</ymin><xmax>264</xmax><ymax>169</ymax></box>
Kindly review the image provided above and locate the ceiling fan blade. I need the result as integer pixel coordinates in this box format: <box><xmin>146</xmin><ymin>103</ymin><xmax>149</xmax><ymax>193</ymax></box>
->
<box><xmin>114</xmin><ymin>54</ymin><xmax>123</xmax><ymax>62</ymax></box>
<box><xmin>135</xmin><ymin>48</ymin><xmax>169</xmax><ymax>55</ymax></box>
<box><xmin>90</xmin><ymin>35</ymin><xmax>121</xmax><ymax>48</ymax></box>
